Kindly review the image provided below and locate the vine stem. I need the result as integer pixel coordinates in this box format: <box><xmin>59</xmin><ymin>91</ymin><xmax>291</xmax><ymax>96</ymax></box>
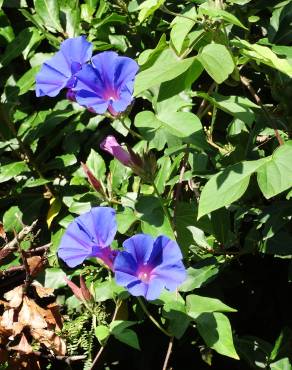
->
<box><xmin>152</xmin><ymin>181</ymin><xmax>176</xmax><ymax>238</ymax></box>
<box><xmin>113</xmin><ymin>115</ymin><xmax>144</xmax><ymax>140</ymax></box>
<box><xmin>137</xmin><ymin>297</ymin><xmax>171</xmax><ymax>337</ymax></box>
<box><xmin>162</xmin><ymin>336</ymin><xmax>174</xmax><ymax>370</ymax></box>
<box><xmin>89</xmin><ymin>300</ymin><xmax>122</xmax><ymax>370</ymax></box>
<box><xmin>240</xmin><ymin>75</ymin><xmax>284</xmax><ymax>146</ymax></box>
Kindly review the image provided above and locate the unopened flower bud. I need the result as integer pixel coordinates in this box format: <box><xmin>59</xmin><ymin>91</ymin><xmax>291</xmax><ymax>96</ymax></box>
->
<box><xmin>64</xmin><ymin>275</ymin><xmax>92</xmax><ymax>302</ymax></box>
<box><xmin>81</xmin><ymin>162</ymin><xmax>106</xmax><ymax>196</ymax></box>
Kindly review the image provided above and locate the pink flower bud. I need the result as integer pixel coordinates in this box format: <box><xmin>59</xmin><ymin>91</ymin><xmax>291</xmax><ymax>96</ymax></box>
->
<box><xmin>100</xmin><ymin>136</ymin><xmax>133</xmax><ymax>167</ymax></box>
<box><xmin>81</xmin><ymin>162</ymin><xmax>105</xmax><ymax>196</ymax></box>
<box><xmin>64</xmin><ymin>275</ymin><xmax>92</xmax><ymax>302</ymax></box>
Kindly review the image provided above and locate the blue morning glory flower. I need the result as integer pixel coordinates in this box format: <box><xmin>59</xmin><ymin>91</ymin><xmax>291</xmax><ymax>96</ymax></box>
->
<box><xmin>114</xmin><ymin>234</ymin><xmax>186</xmax><ymax>301</ymax></box>
<box><xmin>74</xmin><ymin>51</ymin><xmax>139</xmax><ymax>115</ymax></box>
<box><xmin>36</xmin><ymin>36</ymin><xmax>92</xmax><ymax>97</ymax></box>
<box><xmin>58</xmin><ymin>207</ymin><xmax>117</xmax><ymax>268</ymax></box>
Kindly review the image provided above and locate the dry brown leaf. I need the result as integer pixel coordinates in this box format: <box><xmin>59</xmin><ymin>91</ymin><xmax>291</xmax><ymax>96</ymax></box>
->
<box><xmin>0</xmin><ymin>309</ymin><xmax>23</xmax><ymax>337</ymax></box>
<box><xmin>32</xmin><ymin>281</ymin><xmax>54</xmax><ymax>298</ymax></box>
<box><xmin>18</xmin><ymin>297</ymin><xmax>47</xmax><ymax>329</ymax></box>
<box><xmin>4</xmin><ymin>285</ymin><xmax>24</xmax><ymax>308</ymax></box>
<box><xmin>31</xmin><ymin>328</ymin><xmax>66</xmax><ymax>356</ymax></box>
<box><xmin>10</xmin><ymin>333</ymin><xmax>33</xmax><ymax>354</ymax></box>
<box><xmin>0</xmin><ymin>222</ymin><xmax>7</xmax><ymax>241</ymax></box>
<box><xmin>27</xmin><ymin>256</ymin><xmax>44</xmax><ymax>277</ymax></box>
<box><xmin>45</xmin><ymin>303</ymin><xmax>63</xmax><ymax>330</ymax></box>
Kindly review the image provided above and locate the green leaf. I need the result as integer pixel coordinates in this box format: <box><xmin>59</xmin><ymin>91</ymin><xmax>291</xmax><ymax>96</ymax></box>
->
<box><xmin>134</xmin><ymin>48</ymin><xmax>195</xmax><ymax>95</ymax></box>
<box><xmin>0</xmin><ymin>9</ymin><xmax>15</xmax><ymax>43</ymax></box>
<box><xmin>86</xmin><ymin>149</ymin><xmax>106</xmax><ymax>182</ymax></box>
<box><xmin>257</xmin><ymin>142</ymin><xmax>292</xmax><ymax>199</ymax></box>
<box><xmin>196</xmin><ymin>312</ymin><xmax>239</xmax><ymax>359</ymax></box>
<box><xmin>157</xmin><ymin>111</ymin><xmax>207</xmax><ymax>149</ymax></box>
<box><xmin>198</xmin><ymin>159</ymin><xmax>266</xmax><ymax>218</ymax></box>
<box><xmin>179</xmin><ymin>258</ymin><xmax>220</xmax><ymax>292</ymax></box>
<box><xmin>138</xmin><ymin>0</ymin><xmax>165</xmax><ymax>23</ymax></box>
<box><xmin>16</xmin><ymin>65</ymin><xmax>40</xmax><ymax>95</ymax></box>
<box><xmin>234</xmin><ymin>39</ymin><xmax>292</xmax><ymax>78</ymax></box>
<box><xmin>42</xmin><ymin>267</ymin><xmax>67</xmax><ymax>289</ymax></box>
<box><xmin>134</xmin><ymin>110</ymin><xmax>169</xmax><ymax>151</ymax></box>
<box><xmin>163</xmin><ymin>301</ymin><xmax>191</xmax><ymax>339</ymax></box>
<box><xmin>0</xmin><ymin>161</ymin><xmax>29</xmax><ymax>183</ymax></box>
<box><xmin>94</xmin><ymin>280</ymin><xmax>126</xmax><ymax>302</ymax></box>
<box><xmin>186</xmin><ymin>294</ymin><xmax>236</xmax><ymax>319</ymax></box>
<box><xmin>199</xmin><ymin>5</ymin><xmax>247</xmax><ymax>29</ymax></box>
<box><xmin>95</xmin><ymin>325</ymin><xmax>110</xmax><ymax>345</ymax></box>
<box><xmin>170</xmin><ymin>7</ymin><xmax>196</xmax><ymax>55</ymax></box>
<box><xmin>0</xmin><ymin>27</ymin><xmax>41</xmax><ymax>68</ymax></box>
<box><xmin>155</xmin><ymin>156</ymin><xmax>171</xmax><ymax>193</ymax></box>
<box><xmin>196</xmin><ymin>92</ymin><xmax>258</xmax><ymax>126</ymax></box>
<box><xmin>136</xmin><ymin>195</ymin><xmax>175</xmax><ymax>239</ymax></box>
<box><xmin>270</xmin><ymin>358</ymin><xmax>292</xmax><ymax>370</ymax></box>
<box><xmin>34</xmin><ymin>0</ymin><xmax>63</xmax><ymax>33</ymax></box>
<box><xmin>110</xmin><ymin>321</ymin><xmax>140</xmax><ymax>350</ymax></box>
<box><xmin>198</xmin><ymin>43</ymin><xmax>235</xmax><ymax>84</ymax></box>
<box><xmin>116</xmin><ymin>207</ymin><xmax>137</xmax><ymax>234</ymax></box>
<box><xmin>3</xmin><ymin>206</ymin><xmax>24</xmax><ymax>233</ymax></box>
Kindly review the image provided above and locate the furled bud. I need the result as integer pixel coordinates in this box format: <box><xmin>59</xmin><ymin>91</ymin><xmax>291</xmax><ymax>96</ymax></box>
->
<box><xmin>64</xmin><ymin>275</ymin><xmax>92</xmax><ymax>302</ymax></box>
<box><xmin>81</xmin><ymin>162</ymin><xmax>106</xmax><ymax>196</ymax></box>
<box><xmin>100</xmin><ymin>135</ymin><xmax>135</xmax><ymax>167</ymax></box>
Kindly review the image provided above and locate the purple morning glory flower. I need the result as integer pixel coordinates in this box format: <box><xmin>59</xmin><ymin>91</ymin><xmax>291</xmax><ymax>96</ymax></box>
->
<box><xmin>36</xmin><ymin>36</ymin><xmax>92</xmax><ymax>97</ymax></box>
<box><xmin>58</xmin><ymin>207</ymin><xmax>117</xmax><ymax>268</ymax></box>
<box><xmin>114</xmin><ymin>234</ymin><xmax>186</xmax><ymax>301</ymax></box>
<box><xmin>74</xmin><ymin>51</ymin><xmax>139</xmax><ymax>115</ymax></box>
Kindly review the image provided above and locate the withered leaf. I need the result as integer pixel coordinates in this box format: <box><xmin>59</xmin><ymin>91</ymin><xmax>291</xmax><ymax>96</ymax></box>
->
<box><xmin>0</xmin><ymin>222</ymin><xmax>7</xmax><ymax>241</ymax></box>
<box><xmin>4</xmin><ymin>285</ymin><xmax>24</xmax><ymax>308</ymax></box>
<box><xmin>45</xmin><ymin>303</ymin><xmax>63</xmax><ymax>331</ymax></box>
<box><xmin>27</xmin><ymin>256</ymin><xmax>44</xmax><ymax>277</ymax></box>
<box><xmin>0</xmin><ymin>309</ymin><xmax>23</xmax><ymax>337</ymax></box>
<box><xmin>18</xmin><ymin>297</ymin><xmax>47</xmax><ymax>329</ymax></box>
<box><xmin>10</xmin><ymin>333</ymin><xmax>33</xmax><ymax>354</ymax></box>
<box><xmin>32</xmin><ymin>281</ymin><xmax>54</xmax><ymax>298</ymax></box>
<box><xmin>31</xmin><ymin>328</ymin><xmax>66</xmax><ymax>356</ymax></box>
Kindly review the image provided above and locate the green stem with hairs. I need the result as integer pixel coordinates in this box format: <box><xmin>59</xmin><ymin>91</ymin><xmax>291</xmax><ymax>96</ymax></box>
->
<box><xmin>137</xmin><ymin>297</ymin><xmax>171</xmax><ymax>337</ymax></box>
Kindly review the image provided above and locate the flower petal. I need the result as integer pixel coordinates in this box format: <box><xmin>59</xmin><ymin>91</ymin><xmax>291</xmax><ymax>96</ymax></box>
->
<box><xmin>58</xmin><ymin>217</ymin><xmax>95</xmax><ymax>267</ymax></box>
<box><xmin>122</xmin><ymin>234</ymin><xmax>154</xmax><ymax>265</ymax></box>
<box><xmin>76</xmin><ymin>207</ymin><xmax>117</xmax><ymax>247</ymax></box>
<box><xmin>114</xmin><ymin>251</ymin><xmax>137</xmax><ymax>275</ymax></box>
<box><xmin>75</xmin><ymin>90</ymin><xmax>109</xmax><ymax>114</ymax></box>
<box><xmin>60</xmin><ymin>36</ymin><xmax>92</xmax><ymax>66</ymax></box>
<box><xmin>110</xmin><ymin>87</ymin><xmax>133</xmax><ymax>113</ymax></box>
<box><xmin>145</xmin><ymin>278</ymin><xmax>165</xmax><ymax>300</ymax></box>
<box><xmin>127</xmin><ymin>280</ymin><xmax>148</xmax><ymax>298</ymax></box>
<box><xmin>114</xmin><ymin>56</ymin><xmax>139</xmax><ymax>91</ymax></box>
<box><xmin>91</xmin><ymin>51</ymin><xmax>118</xmax><ymax>92</ymax></box>
<box><xmin>151</xmin><ymin>261</ymin><xmax>186</xmax><ymax>291</ymax></box>
<box><xmin>74</xmin><ymin>64</ymin><xmax>104</xmax><ymax>95</ymax></box>
<box><xmin>35</xmin><ymin>51</ymin><xmax>70</xmax><ymax>97</ymax></box>
<box><xmin>148</xmin><ymin>235</ymin><xmax>183</xmax><ymax>267</ymax></box>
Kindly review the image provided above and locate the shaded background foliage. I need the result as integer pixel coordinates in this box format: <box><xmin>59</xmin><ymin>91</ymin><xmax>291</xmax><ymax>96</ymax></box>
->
<box><xmin>1</xmin><ymin>0</ymin><xmax>292</xmax><ymax>369</ymax></box>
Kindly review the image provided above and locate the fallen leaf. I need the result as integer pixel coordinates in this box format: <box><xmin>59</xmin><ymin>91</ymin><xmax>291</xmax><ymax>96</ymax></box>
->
<box><xmin>0</xmin><ymin>309</ymin><xmax>23</xmax><ymax>337</ymax></box>
<box><xmin>0</xmin><ymin>222</ymin><xmax>7</xmax><ymax>241</ymax></box>
<box><xmin>4</xmin><ymin>285</ymin><xmax>24</xmax><ymax>308</ymax></box>
<box><xmin>31</xmin><ymin>328</ymin><xmax>66</xmax><ymax>355</ymax></box>
<box><xmin>10</xmin><ymin>333</ymin><xmax>33</xmax><ymax>354</ymax></box>
<box><xmin>45</xmin><ymin>303</ymin><xmax>63</xmax><ymax>330</ymax></box>
<box><xmin>18</xmin><ymin>297</ymin><xmax>47</xmax><ymax>329</ymax></box>
<box><xmin>32</xmin><ymin>281</ymin><xmax>54</xmax><ymax>298</ymax></box>
<box><xmin>27</xmin><ymin>256</ymin><xmax>44</xmax><ymax>277</ymax></box>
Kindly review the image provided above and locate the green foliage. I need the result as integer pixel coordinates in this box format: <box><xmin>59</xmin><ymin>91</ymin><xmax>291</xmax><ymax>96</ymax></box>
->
<box><xmin>1</xmin><ymin>0</ymin><xmax>292</xmax><ymax>368</ymax></box>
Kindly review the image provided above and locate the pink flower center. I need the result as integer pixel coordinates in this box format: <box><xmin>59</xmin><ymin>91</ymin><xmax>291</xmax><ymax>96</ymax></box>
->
<box><xmin>137</xmin><ymin>265</ymin><xmax>153</xmax><ymax>283</ymax></box>
<box><xmin>104</xmin><ymin>88</ymin><xmax>119</xmax><ymax>102</ymax></box>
